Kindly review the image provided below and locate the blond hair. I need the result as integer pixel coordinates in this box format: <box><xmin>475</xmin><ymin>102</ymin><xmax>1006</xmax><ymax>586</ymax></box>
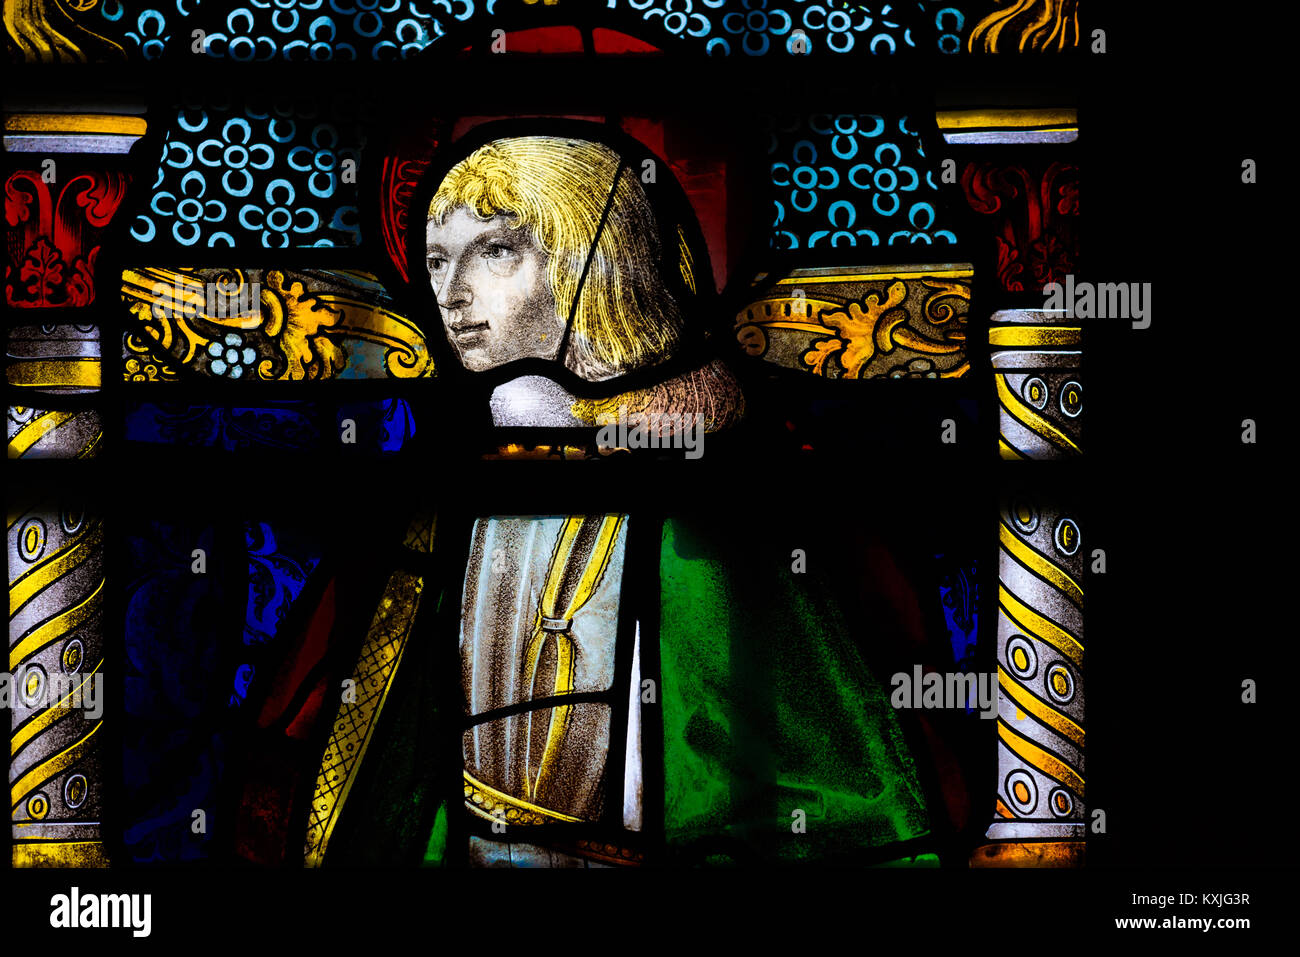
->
<box><xmin>428</xmin><ymin>136</ymin><xmax>694</xmax><ymax>381</ymax></box>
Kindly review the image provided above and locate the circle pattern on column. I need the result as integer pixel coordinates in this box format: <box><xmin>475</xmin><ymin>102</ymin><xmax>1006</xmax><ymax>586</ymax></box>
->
<box><xmin>1059</xmin><ymin>380</ymin><xmax>1082</xmax><ymax>418</ymax></box>
<box><xmin>62</xmin><ymin>638</ymin><xmax>84</xmax><ymax>674</ymax></box>
<box><xmin>21</xmin><ymin>664</ymin><xmax>47</xmax><ymax>706</ymax></box>
<box><xmin>1011</xmin><ymin>501</ymin><xmax>1038</xmax><ymax>534</ymax></box>
<box><xmin>1054</xmin><ymin>517</ymin><xmax>1080</xmax><ymax>556</ymax></box>
<box><xmin>65</xmin><ymin>773</ymin><xmax>89</xmax><ymax>809</ymax></box>
<box><xmin>27</xmin><ymin>793</ymin><xmax>50</xmax><ymax>820</ymax></box>
<box><xmin>1007</xmin><ymin>636</ymin><xmax>1038</xmax><ymax>679</ymax></box>
<box><xmin>20</xmin><ymin>518</ymin><xmax>47</xmax><ymax>561</ymax></box>
<box><xmin>1006</xmin><ymin>770</ymin><xmax>1038</xmax><ymax>814</ymax></box>
<box><xmin>1046</xmin><ymin>663</ymin><xmax>1075</xmax><ymax>704</ymax></box>
<box><xmin>1023</xmin><ymin>376</ymin><xmax>1048</xmax><ymax>410</ymax></box>
<box><xmin>1049</xmin><ymin>787</ymin><xmax>1074</xmax><ymax>817</ymax></box>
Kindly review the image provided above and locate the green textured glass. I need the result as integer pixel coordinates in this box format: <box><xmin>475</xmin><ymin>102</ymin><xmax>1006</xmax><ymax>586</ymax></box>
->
<box><xmin>659</xmin><ymin>516</ymin><xmax>930</xmax><ymax>864</ymax></box>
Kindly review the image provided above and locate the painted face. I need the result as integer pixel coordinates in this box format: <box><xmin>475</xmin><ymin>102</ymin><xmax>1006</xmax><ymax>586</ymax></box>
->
<box><xmin>426</xmin><ymin>206</ymin><xmax>564</xmax><ymax>372</ymax></box>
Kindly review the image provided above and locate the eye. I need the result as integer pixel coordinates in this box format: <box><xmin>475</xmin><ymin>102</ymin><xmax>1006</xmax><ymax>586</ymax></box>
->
<box><xmin>483</xmin><ymin>243</ymin><xmax>513</xmax><ymax>260</ymax></box>
<box><xmin>427</xmin><ymin>256</ymin><xmax>446</xmax><ymax>272</ymax></box>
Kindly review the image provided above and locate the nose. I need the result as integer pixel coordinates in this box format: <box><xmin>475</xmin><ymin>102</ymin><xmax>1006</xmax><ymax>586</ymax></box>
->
<box><xmin>436</xmin><ymin>260</ymin><xmax>472</xmax><ymax>312</ymax></box>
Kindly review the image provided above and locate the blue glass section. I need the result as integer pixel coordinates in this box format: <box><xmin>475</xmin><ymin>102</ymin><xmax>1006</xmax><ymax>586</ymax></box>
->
<box><xmin>608</xmin><ymin>1</ymin><xmax>929</xmax><ymax>55</ymax></box>
<box><xmin>95</xmin><ymin>1</ymin><xmax>932</xmax><ymax>60</ymax></box>
<box><xmin>123</xmin><ymin>522</ymin><xmax>225</xmax><ymax>862</ymax></box>
<box><xmin>935</xmin><ymin>554</ymin><xmax>978</xmax><ymax>666</ymax></box>
<box><xmin>929</xmin><ymin>2</ymin><xmax>966</xmax><ymax>53</ymax></box>
<box><xmin>770</xmin><ymin>113</ymin><xmax>960</xmax><ymax>251</ymax></box>
<box><xmin>99</xmin><ymin>0</ymin><xmax>470</xmax><ymax>60</ymax></box>
<box><xmin>343</xmin><ymin>397</ymin><xmax>417</xmax><ymax>451</ymax></box>
<box><xmin>238</xmin><ymin>521</ymin><xmax>323</xmax><ymax>708</ymax></box>
<box><xmin>132</xmin><ymin>101</ymin><xmax>365</xmax><ymax>248</ymax></box>
<box><xmin>123</xmin><ymin>400</ymin><xmax>415</xmax><ymax>452</ymax></box>
<box><xmin>97</xmin><ymin>0</ymin><xmax>191</xmax><ymax>59</ymax></box>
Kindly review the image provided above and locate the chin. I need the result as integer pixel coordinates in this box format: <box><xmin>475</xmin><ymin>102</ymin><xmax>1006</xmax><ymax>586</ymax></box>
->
<box><xmin>457</xmin><ymin>348</ymin><xmax>496</xmax><ymax>372</ymax></box>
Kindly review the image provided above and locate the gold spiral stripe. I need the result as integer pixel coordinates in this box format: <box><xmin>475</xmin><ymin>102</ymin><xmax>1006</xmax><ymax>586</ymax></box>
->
<box><xmin>7</xmin><ymin>359</ymin><xmax>101</xmax><ymax>389</ymax></box>
<box><xmin>7</xmin><ymin>411</ymin><xmax>77</xmax><ymax>458</ymax></box>
<box><xmin>998</xmin><ymin>586</ymin><xmax>1083</xmax><ymax>668</ymax></box>
<box><xmin>9</xmin><ymin>576</ymin><xmax>104</xmax><ymax>670</ymax></box>
<box><xmin>12</xmin><ymin>841</ymin><xmax>108</xmax><ymax>867</ymax></box>
<box><xmin>937</xmin><ymin>109</ymin><xmax>1078</xmax><ymax>130</ymax></box>
<box><xmin>998</xmin><ymin>435</ymin><xmax>1026</xmax><ymax>459</ymax></box>
<box><xmin>76</xmin><ymin>430</ymin><xmax>103</xmax><ymax>459</ymax></box>
<box><xmin>995</xmin><ymin>375</ymin><xmax>1079</xmax><ymax>453</ymax></box>
<box><xmin>10</xmin><ymin>720</ymin><xmax>102</xmax><ymax>810</ymax></box>
<box><xmin>988</xmin><ymin>326</ymin><xmax>1081</xmax><ymax>347</ymax></box>
<box><xmin>997</xmin><ymin>665</ymin><xmax>1084</xmax><ymax>748</ymax></box>
<box><xmin>10</xmin><ymin>661</ymin><xmax>102</xmax><ymax>759</ymax></box>
<box><xmin>9</xmin><ymin>522</ymin><xmax>103</xmax><ymax>618</ymax></box>
<box><xmin>998</xmin><ymin>717</ymin><xmax>1084</xmax><ymax>798</ymax></box>
<box><xmin>5</xmin><ymin>114</ymin><xmax>147</xmax><ymax>135</ymax></box>
<box><xmin>998</xmin><ymin>522</ymin><xmax>1083</xmax><ymax>607</ymax></box>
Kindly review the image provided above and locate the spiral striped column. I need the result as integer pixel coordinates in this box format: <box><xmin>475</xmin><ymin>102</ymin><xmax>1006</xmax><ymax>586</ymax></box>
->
<box><xmin>990</xmin><ymin>310</ymin><xmax>1081</xmax><ymax>460</ymax></box>
<box><xmin>7</xmin><ymin>407</ymin><xmax>103</xmax><ymax>459</ymax></box>
<box><xmin>8</xmin><ymin>506</ymin><xmax>108</xmax><ymax>867</ymax></box>
<box><xmin>973</xmin><ymin>498</ymin><xmax>1084</xmax><ymax>867</ymax></box>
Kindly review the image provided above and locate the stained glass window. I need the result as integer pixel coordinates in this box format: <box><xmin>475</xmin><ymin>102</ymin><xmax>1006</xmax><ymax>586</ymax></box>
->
<box><xmin>4</xmin><ymin>0</ymin><xmax>1276</xmax><ymax>943</ymax></box>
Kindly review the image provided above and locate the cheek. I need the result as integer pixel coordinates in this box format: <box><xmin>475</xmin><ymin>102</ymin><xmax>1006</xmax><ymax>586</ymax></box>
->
<box><xmin>516</xmin><ymin>257</ymin><xmax>556</xmax><ymax>314</ymax></box>
<box><xmin>482</xmin><ymin>261</ymin><xmax>545</xmax><ymax>313</ymax></box>
<box><xmin>515</xmin><ymin>258</ymin><xmax>547</xmax><ymax>298</ymax></box>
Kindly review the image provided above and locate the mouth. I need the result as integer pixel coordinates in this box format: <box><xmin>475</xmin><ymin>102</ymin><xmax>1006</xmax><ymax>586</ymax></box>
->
<box><xmin>450</xmin><ymin>322</ymin><xmax>489</xmax><ymax>342</ymax></box>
